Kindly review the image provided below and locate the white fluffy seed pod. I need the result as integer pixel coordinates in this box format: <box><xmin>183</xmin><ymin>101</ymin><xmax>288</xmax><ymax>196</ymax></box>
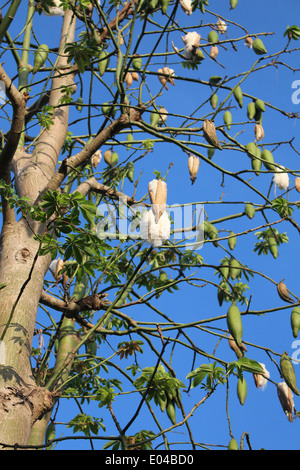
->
<box><xmin>180</xmin><ymin>0</ymin><xmax>192</xmax><ymax>15</ymax></box>
<box><xmin>210</xmin><ymin>45</ymin><xmax>219</xmax><ymax>59</ymax></box>
<box><xmin>140</xmin><ymin>209</ymin><xmax>171</xmax><ymax>248</ymax></box>
<box><xmin>254</xmin><ymin>123</ymin><xmax>264</xmax><ymax>142</ymax></box>
<box><xmin>273</xmin><ymin>165</ymin><xmax>289</xmax><ymax>191</ymax></box>
<box><xmin>148</xmin><ymin>178</ymin><xmax>167</xmax><ymax>223</ymax></box>
<box><xmin>216</xmin><ymin>18</ymin><xmax>227</xmax><ymax>34</ymax></box>
<box><xmin>188</xmin><ymin>154</ymin><xmax>200</xmax><ymax>185</ymax></box>
<box><xmin>277</xmin><ymin>382</ymin><xmax>294</xmax><ymax>422</ymax></box>
<box><xmin>182</xmin><ymin>32</ymin><xmax>201</xmax><ymax>59</ymax></box>
<box><xmin>92</xmin><ymin>150</ymin><xmax>102</xmax><ymax>169</ymax></box>
<box><xmin>253</xmin><ymin>363</ymin><xmax>270</xmax><ymax>390</ymax></box>
<box><xmin>245</xmin><ymin>36</ymin><xmax>253</xmax><ymax>49</ymax></box>
<box><xmin>49</xmin><ymin>257</ymin><xmax>64</xmax><ymax>281</ymax></box>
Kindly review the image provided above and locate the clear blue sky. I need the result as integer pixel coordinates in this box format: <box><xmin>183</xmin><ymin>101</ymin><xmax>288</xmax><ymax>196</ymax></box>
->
<box><xmin>3</xmin><ymin>0</ymin><xmax>300</xmax><ymax>450</ymax></box>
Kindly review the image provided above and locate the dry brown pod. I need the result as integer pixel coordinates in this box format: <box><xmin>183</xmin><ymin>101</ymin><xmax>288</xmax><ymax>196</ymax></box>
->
<box><xmin>92</xmin><ymin>150</ymin><xmax>102</xmax><ymax>169</ymax></box>
<box><xmin>228</xmin><ymin>334</ymin><xmax>247</xmax><ymax>359</ymax></box>
<box><xmin>210</xmin><ymin>45</ymin><xmax>219</xmax><ymax>59</ymax></box>
<box><xmin>277</xmin><ymin>279</ymin><xmax>294</xmax><ymax>304</ymax></box>
<box><xmin>295</xmin><ymin>177</ymin><xmax>300</xmax><ymax>192</ymax></box>
<box><xmin>254</xmin><ymin>123</ymin><xmax>264</xmax><ymax>142</ymax></box>
<box><xmin>131</xmin><ymin>71</ymin><xmax>139</xmax><ymax>82</ymax></box>
<box><xmin>203</xmin><ymin>119</ymin><xmax>222</xmax><ymax>150</ymax></box>
<box><xmin>124</xmin><ymin>72</ymin><xmax>133</xmax><ymax>89</ymax></box>
<box><xmin>148</xmin><ymin>179</ymin><xmax>167</xmax><ymax>223</ymax></box>
<box><xmin>245</xmin><ymin>36</ymin><xmax>253</xmax><ymax>48</ymax></box>
<box><xmin>157</xmin><ymin>68</ymin><xmax>168</xmax><ymax>90</ymax></box>
<box><xmin>277</xmin><ymin>382</ymin><xmax>294</xmax><ymax>422</ymax></box>
<box><xmin>162</xmin><ymin>66</ymin><xmax>175</xmax><ymax>86</ymax></box>
<box><xmin>188</xmin><ymin>154</ymin><xmax>200</xmax><ymax>185</ymax></box>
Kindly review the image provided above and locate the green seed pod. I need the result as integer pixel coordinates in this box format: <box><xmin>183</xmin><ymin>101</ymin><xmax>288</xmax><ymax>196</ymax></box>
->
<box><xmin>210</xmin><ymin>94</ymin><xmax>219</xmax><ymax>110</ymax></box>
<box><xmin>150</xmin><ymin>110</ymin><xmax>160</xmax><ymax>127</ymax></box>
<box><xmin>252</xmin><ymin>38</ymin><xmax>267</xmax><ymax>55</ymax></box>
<box><xmin>227</xmin><ymin>303</ymin><xmax>243</xmax><ymax>347</ymax></box>
<box><xmin>110</xmin><ymin>151</ymin><xmax>119</xmax><ymax>167</ymax></box>
<box><xmin>45</xmin><ymin>422</ymin><xmax>56</xmax><ymax>448</ymax></box>
<box><xmin>150</xmin><ymin>0</ymin><xmax>159</xmax><ymax>9</ymax></box>
<box><xmin>255</xmin><ymin>99</ymin><xmax>266</xmax><ymax>112</ymax></box>
<box><xmin>102</xmin><ymin>102</ymin><xmax>116</xmax><ymax>118</ymax></box>
<box><xmin>245</xmin><ymin>203</ymin><xmax>255</xmax><ymax>219</ymax></box>
<box><xmin>220</xmin><ymin>259</ymin><xmax>230</xmax><ymax>279</ymax></box>
<box><xmin>280</xmin><ymin>351</ymin><xmax>300</xmax><ymax>396</ymax></box>
<box><xmin>207</xmin><ymin>147</ymin><xmax>215</xmax><ymax>160</ymax></box>
<box><xmin>132</xmin><ymin>55</ymin><xmax>142</xmax><ymax>71</ymax></box>
<box><xmin>218</xmin><ymin>280</ymin><xmax>230</xmax><ymax>306</ymax></box>
<box><xmin>261</xmin><ymin>149</ymin><xmax>275</xmax><ymax>171</ymax></box>
<box><xmin>237</xmin><ymin>376</ymin><xmax>247</xmax><ymax>405</ymax></box>
<box><xmin>166</xmin><ymin>397</ymin><xmax>176</xmax><ymax>425</ymax></box>
<box><xmin>85</xmin><ymin>339</ymin><xmax>97</xmax><ymax>356</ymax></box>
<box><xmin>247</xmin><ymin>101</ymin><xmax>256</xmax><ymax>120</ymax></box>
<box><xmin>33</xmin><ymin>44</ymin><xmax>49</xmax><ymax>74</ymax></box>
<box><xmin>230</xmin><ymin>258</ymin><xmax>241</xmax><ymax>280</ymax></box>
<box><xmin>291</xmin><ymin>307</ymin><xmax>300</xmax><ymax>338</ymax></box>
<box><xmin>209</xmin><ymin>75</ymin><xmax>222</xmax><ymax>85</ymax></box>
<box><xmin>228</xmin><ymin>437</ymin><xmax>239</xmax><ymax>450</ymax></box>
<box><xmin>206</xmin><ymin>222</ymin><xmax>219</xmax><ymax>247</ymax></box>
<box><xmin>196</xmin><ymin>48</ymin><xmax>205</xmax><ymax>61</ymax></box>
<box><xmin>233</xmin><ymin>86</ymin><xmax>243</xmax><ymax>108</ymax></box>
<box><xmin>126</xmin><ymin>161</ymin><xmax>134</xmax><ymax>183</ymax></box>
<box><xmin>251</xmin><ymin>146</ymin><xmax>262</xmax><ymax>176</ymax></box>
<box><xmin>230</xmin><ymin>0</ymin><xmax>239</xmax><ymax>9</ymax></box>
<box><xmin>245</xmin><ymin>142</ymin><xmax>257</xmax><ymax>159</ymax></box>
<box><xmin>223</xmin><ymin>110</ymin><xmax>232</xmax><ymax>130</ymax></box>
<box><xmin>208</xmin><ymin>30</ymin><xmax>219</xmax><ymax>44</ymax></box>
<box><xmin>161</xmin><ymin>0</ymin><xmax>170</xmax><ymax>14</ymax></box>
<box><xmin>76</xmin><ymin>97</ymin><xmax>84</xmax><ymax>112</ymax></box>
<box><xmin>98</xmin><ymin>49</ymin><xmax>110</xmax><ymax>77</ymax></box>
<box><xmin>228</xmin><ymin>231</ymin><xmax>237</xmax><ymax>250</ymax></box>
<box><xmin>126</xmin><ymin>133</ymin><xmax>134</xmax><ymax>150</ymax></box>
<box><xmin>267</xmin><ymin>235</ymin><xmax>278</xmax><ymax>259</ymax></box>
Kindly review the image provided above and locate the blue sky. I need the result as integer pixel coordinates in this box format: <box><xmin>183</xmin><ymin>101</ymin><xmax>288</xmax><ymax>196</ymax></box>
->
<box><xmin>2</xmin><ymin>0</ymin><xmax>300</xmax><ymax>450</ymax></box>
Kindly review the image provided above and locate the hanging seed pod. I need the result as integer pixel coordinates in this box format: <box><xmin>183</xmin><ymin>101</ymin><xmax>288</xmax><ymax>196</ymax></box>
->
<box><xmin>157</xmin><ymin>68</ymin><xmax>168</xmax><ymax>89</ymax></box>
<box><xmin>277</xmin><ymin>280</ymin><xmax>294</xmax><ymax>304</ymax></box>
<box><xmin>245</xmin><ymin>203</ymin><xmax>255</xmax><ymax>219</ymax></box>
<box><xmin>150</xmin><ymin>0</ymin><xmax>159</xmax><ymax>8</ymax></box>
<box><xmin>218</xmin><ymin>280</ymin><xmax>230</xmax><ymax>306</ymax></box>
<box><xmin>247</xmin><ymin>101</ymin><xmax>256</xmax><ymax>120</ymax></box>
<box><xmin>207</xmin><ymin>147</ymin><xmax>215</xmax><ymax>160</ymax></box>
<box><xmin>230</xmin><ymin>258</ymin><xmax>241</xmax><ymax>280</ymax></box>
<box><xmin>102</xmin><ymin>102</ymin><xmax>116</xmax><ymax>118</ymax></box>
<box><xmin>166</xmin><ymin>397</ymin><xmax>176</xmax><ymax>425</ymax></box>
<box><xmin>267</xmin><ymin>235</ymin><xmax>278</xmax><ymax>259</ymax></box>
<box><xmin>205</xmin><ymin>222</ymin><xmax>219</xmax><ymax>247</ymax></box>
<box><xmin>280</xmin><ymin>351</ymin><xmax>300</xmax><ymax>396</ymax></box>
<box><xmin>188</xmin><ymin>154</ymin><xmax>200</xmax><ymax>185</ymax></box>
<box><xmin>210</xmin><ymin>45</ymin><xmax>219</xmax><ymax>58</ymax></box>
<box><xmin>208</xmin><ymin>30</ymin><xmax>219</xmax><ymax>44</ymax></box>
<box><xmin>295</xmin><ymin>177</ymin><xmax>300</xmax><ymax>192</ymax></box>
<box><xmin>228</xmin><ymin>334</ymin><xmax>247</xmax><ymax>359</ymax></box>
<box><xmin>162</xmin><ymin>67</ymin><xmax>175</xmax><ymax>86</ymax></box>
<box><xmin>203</xmin><ymin>120</ymin><xmax>222</xmax><ymax>150</ymax></box>
<box><xmin>253</xmin><ymin>363</ymin><xmax>270</xmax><ymax>390</ymax></box>
<box><xmin>33</xmin><ymin>44</ymin><xmax>49</xmax><ymax>74</ymax></box>
<box><xmin>196</xmin><ymin>48</ymin><xmax>205</xmax><ymax>61</ymax></box>
<box><xmin>261</xmin><ymin>148</ymin><xmax>275</xmax><ymax>171</ymax></box>
<box><xmin>98</xmin><ymin>49</ymin><xmax>110</xmax><ymax>77</ymax></box>
<box><xmin>209</xmin><ymin>75</ymin><xmax>222</xmax><ymax>85</ymax></box>
<box><xmin>228</xmin><ymin>438</ymin><xmax>239</xmax><ymax>450</ymax></box>
<box><xmin>223</xmin><ymin>111</ymin><xmax>232</xmax><ymax>130</ymax></box>
<box><xmin>237</xmin><ymin>376</ymin><xmax>247</xmax><ymax>405</ymax></box>
<box><xmin>244</xmin><ymin>36</ymin><xmax>253</xmax><ymax>49</ymax></box>
<box><xmin>233</xmin><ymin>86</ymin><xmax>243</xmax><ymax>108</ymax></box>
<box><xmin>226</xmin><ymin>303</ymin><xmax>243</xmax><ymax>347</ymax></box>
<box><xmin>104</xmin><ymin>149</ymin><xmax>112</xmax><ymax>166</ymax></box>
<box><xmin>110</xmin><ymin>151</ymin><xmax>119</xmax><ymax>167</ymax></box>
<box><xmin>124</xmin><ymin>72</ymin><xmax>133</xmax><ymax>89</ymax></box>
<box><xmin>245</xmin><ymin>142</ymin><xmax>257</xmax><ymax>158</ymax></box>
<box><xmin>92</xmin><ymin>150</ymin><xmax>102</xmax><ymax>169</ymax></box>
<box><xmin>148</xmin><ymin>178</ymin><xmax>167</xmax><ymax>223</ymax></box>
<box><xmin>255</xmin><ymin>99</ymin><xmax>266</xmax><ymax>112</ymax></box>
<box><xmin>253</xmin><ymin>38</ymin><xmax>267</xmax><ymax>55</ymax></box>
<box><xmin>76</xmin><ymin>97</ymin><xmax>84</xmax><ymax>112</ymax></box>
<box><xmin>220</xmin><ymin>259</ymin><xmax>230</xmax><ymax>279</ymax></box>
<box><xmin>277</xmin><ymin>382</ymin><xmax>294</xmax><ymax>422</ymax></box>
<box><xmin>210</xmin><ymin>94</ymin><xmax>218</xmax><ymax>110</ymax></box>
<box><xmin>254</xmin><ymin>123</ymin><xmax>264</xmax><ymax>142</ymax></box>
<box><xmin>131</xmin><ymin>71</ymin><xmax>139</xmax><ymax>82</ymax></box>
<box><xmin>228</xmin><ymin>231</ymin><xmax>237</xmax><ymax>250</ymax></box>
<box><xmin>126</xmin><ymin>133</ymin><xmax>134</xmax><ymax>150</ymax></box>
<box><xmin>251</xmin><ymin>146</ymin><xmax>262</xmax><ymax>176</ymax></box>
<box><xmin>49</xmin><ymin>257</ymin><xmax>64</xmax><ymax>282</ymax></box>
<box><xmin>158</xmin><ymin>106</ymin><xmax>168</xmax><ymax>123</ymax></box>
<box><xmin>230</xmin><ymin>0</ymin><xmax>239</xmax><ymax>9</ymax></box>
<box><xmin>291</xmin><ymin>307</ymin><xmax>300</xmax><ymax>338</ymax></box>
<box><xmin>216</xmin><ymin>18</ymin><xmax>227</xmax><ymax>35</ymax></box>
<box><xmin>126</xmin><ymin>161</ymin><xmax>134</xmax><ymax>183</ymax></box>
<box><xmin>161</xmin><ymin>0</ymin><xmax>170</xmax><ymax>14</ymax></box>
<box><xmin>180</xmin><ymin>0</ymin><xmax>192</xmax><ymax>15</ymax></box>
<box><xmin>150</xmin><ymin>110</ymin><xmax>160</xmax><ymax>127</ymax></box>
<box><xmin>132</xmin><ymin>55</ymin><xmax>142</xmax><ymax>71</ymax></box>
